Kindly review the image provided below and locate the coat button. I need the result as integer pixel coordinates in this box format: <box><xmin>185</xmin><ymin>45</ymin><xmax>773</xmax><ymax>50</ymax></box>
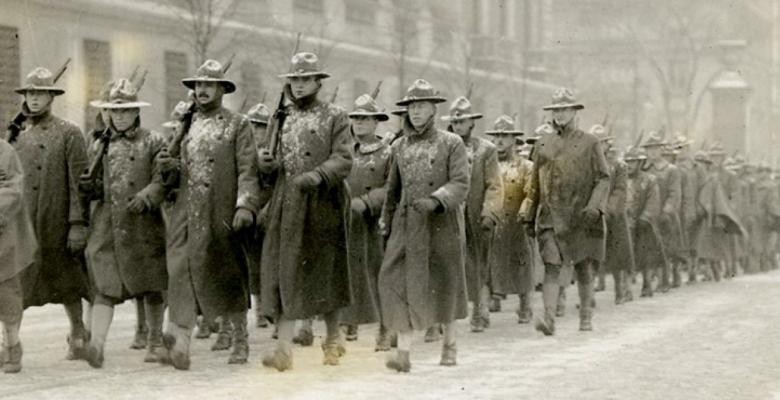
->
<box><xmin>39</xmin><ymin>144</ymin><xmax>45</xmax><ymax>149</ymax></box>
<box><xmin>32</xmin><ymin>186</ymin><xmax>38</xmax><ymax>190</ymax></box>
<box><xmin>305</xmin><ymin>152</ymin><xmax>311</xmax><ymax>156</ymax></box>
<box><xmin>208</xmin><ymin>158</ymin><xmax>214</xmax><ymax>163</ymax></box>
<box><xmin>428</xmin><ymin>182</ymin><xmax>434</xmax><ymax>187</ymax></box>
<box><xmin>129</xmin><ymin>156</ymin><xmax>135</xmax><ymax>161</ymax></box>
<box><xmin>365</xmin><ymin>186</ymin><xmax>372</xmax><ymax>191</ymax></box>
<box><xmin>36</xmin><ymin>166</ymin><xmax>41</xmax><ymax>170</ymax></box>
<box><xmin>129</xmin><ymin>181</ymin><xmax>135</xmax><ymax>187</ymax></box>
<box><xmin>204</xmin><ymin>183</ymin><xmax>210</xmax><ymax>188</ymax></box>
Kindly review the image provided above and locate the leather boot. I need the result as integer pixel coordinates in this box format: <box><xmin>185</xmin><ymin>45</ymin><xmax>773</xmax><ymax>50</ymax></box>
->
<box><xmin>470</xmin><ymin>304</ymin><xmax>484</xmax><ymax>333</ymax></box>
<box><xmin>555</xmin><ymin>288</ymin><xmax>566</xmax><ymax>317</ymax></box>
<box><xmin>424</xmin><ymin>325</ymin><xmax>442</xmax><ymax>342</ymax></box>
<box><xmin>143</xmin><ymin>299</ymin><xmax>165</xmax><ymax>363</ymax></box>
<box><xmin>130</xmin><ymin>298</ymin><xmax>148</xmax><ymax>349</ymax></box>
<box><xmin>535</xmin><ymin>280</ymin><xmax>558</xmax><ymax>336</ymax></box>
<box><xmin>262</xmin><ymin>342</ymin><xmax>293</xmax><ymax>372</ymax></box>
<box><xmin>640</xmin><ymin>269</ymin><xmax>654</xmax><ymax>297</ymax></box>
<box><xmin>194</xmin><ymin>316</ymin><xmax>212</xmax><ymax>339</ymax></box>
<box><xmin>253</xmin><ymin>295</ymin><xmax>268</xmax><ymax>328</ymax></box>
<box><xmin>516</xmin><ymin>293</ymin><xmax>532</xmax><ymax>324</ymax></box>
<box><xmin>211</xmin><ymin>316</ymin><xmax>232</xmax><ymax>351</ymax></box>
<box><xmin>321</xmin><ymin>336</ymin><xmax>342</xmax><ymax>366</ymax></box>
<box><xmin>3</xmin><ymin>342</ymin><xmax>21</xmax><ymax>374</ymax></box>
<box><xmin>386</xmin><ymin>350</ymin><xmax>411</xmax><ymax>373</ymax></box>
<box><xmin>228</xmin><ymin>312</ymin><xmax>249</xmax><ymax>364</ymax></box>
<box><xmin>292</xmin><ymin>320</ymin><xmax>314</xmax><ymax>346</ymax></box>
<box><xmin>160</xmin><ymin>324</ymin><xmax>191</xmax><ymax>371</ymax></box>
<box><xmin>344</xmin><ymin>324</ymin><xmax>358</xmax><ymax>341</ymax></box>
<box><xmin>595</xmin><ymin>269</ymin><xmax>606</xmax><ymax>292</ymax></box>
<box><xmin>86</xmin><ymin>303</ymin><xmax>113</xmax><ymax>369</ymax></box>
<box><xmin>658</xmin><ymin>264</ymin><xmax>670</xmax><ymax>293</ymax></box>
<box><xmin>576</xmin><ymin>262</ymin><xmax>594</xmax><ymax>332</ymax></box>
<box><xmin>488</xmin><ymin>297</ymin><xmax>501</xmax><ymax>312</ymax></box>
<box><xmin>65</xmin><ymin>302</ymin><xmax>88</xmax><ymax>361</ymax></box>
<box><xmin>375</xmin><ymin>325</ymin><xmax>391</xmax><ymax>352</ymax></box>
<box><xmin>439</xmin><ymin>340</ymin><xmax>457</xmax><ymax>366</ymax></box>
<box><xmin>672</xmin><ymin>263</ymin><xmax>682</xmax><ymax>288</ymax></box>
<box><xmin>613</xmin><ymin>270</ymin><xmax>624</xmax><ymax>305</ymax></box>
<box><xmin>711</xmin><ymin>262</ymin><xmax>722</xmax><ymax>282</ymax></box>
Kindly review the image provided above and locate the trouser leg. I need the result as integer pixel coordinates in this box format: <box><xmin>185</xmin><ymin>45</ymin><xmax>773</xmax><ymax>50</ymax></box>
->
<box><xmin>575</xmin><ymin>260</ymin><xmax>594</xmax><ymax>331</ymax></box>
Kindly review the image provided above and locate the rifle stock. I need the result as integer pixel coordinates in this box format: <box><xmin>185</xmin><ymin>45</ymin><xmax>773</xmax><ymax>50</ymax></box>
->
<box><xmin>269</xmin><ymin>91</ymin><xmax>287</xmax><ymax>159</ymax></box>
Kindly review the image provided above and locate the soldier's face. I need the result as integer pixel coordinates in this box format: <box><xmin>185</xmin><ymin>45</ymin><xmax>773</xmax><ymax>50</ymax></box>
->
<box><xmin>194</xmin><ymin>81</ymin><xmax>223</xmax><ymax>105</ymax></box>
<box><xmin>109</xmin><ymin>108</ymin><xmax>140</xmax><ymax>132</ymax></box>
<box><xmin>250</xmin><ymin>122</ymin><xmax>267</xmax><ymax>138</ymax></box>
<box><xmin>551</xmin><ymin>108</ymin><xmax>576</xmax><ymax>126</ymax></box>
<box><xmin>25</xmin><ymin>90</ymin><xmax>53</xmax><ymax>113</ymax></box>
<box><xmin>289</xmin><ymin>76</ymin><xmax>319</xmax><ymax>99</ymax></box>
<box><xmin>407</xmin><ymin>101</ymin><xmax>436</xmax><ymax>129</ymax></box>
<box><xmin>451</xmin><ymin>118</ymin><xmax>475</xmax><ymax>137</ymax></box>
<box><xmin>646</xmin><ymin>146</ymin><xmax>662</xmax><ymax>160</ymax></box>
<box><xmin>493</xmin><ymin>134</ymin><xmax>515</xmax><ymax>157</ymax></box>
<box><xmin>711</xmin><ymin>154</ymin><xmax>725</xmax><ymax>166</ymax></box>
<box><xmin>626</xmin><ymin>159</ymin><xmax>642</xmax><ymax>175</ymax></box>
<box><xmin>351</xmin><ymin>116</ymin><xmax>378</xmax><ymax>140</ymax></box>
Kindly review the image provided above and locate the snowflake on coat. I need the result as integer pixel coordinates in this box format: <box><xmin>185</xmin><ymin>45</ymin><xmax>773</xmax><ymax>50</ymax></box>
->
<box><xmin>184</xmin><ymin>115</ymin><xmax>230</xmax><ymax>196</ymax></box>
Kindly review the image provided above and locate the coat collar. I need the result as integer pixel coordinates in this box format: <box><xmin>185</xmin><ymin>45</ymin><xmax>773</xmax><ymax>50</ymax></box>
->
<box><xmin>355</xmin><ymin>136</ymin><xmax>387</xmax><ymax>155</ymax></box>
<box><xmin>402</xmin><ymin>115</ymin><xmax>436</xmax><ymax>140</ymax></box>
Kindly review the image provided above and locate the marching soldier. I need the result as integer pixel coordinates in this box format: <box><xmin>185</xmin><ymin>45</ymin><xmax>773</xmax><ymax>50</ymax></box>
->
<box><xmin>523</xmin><ymin>88</ymin><xmax>610</xmax><ymax>335</ymax></box>
<box><xmin>258</xmin><ymin>52</ymin><xmax>353</xmax><ymax>371</ymax></box>
<box><xmin>155</xmin><ymin>59</ymin><xmax>260</xmax><ymax>370</ymax></box>
<box><xmin>623</xmin><ymin>146</ymin><xmax>665</xmax><ymax>297</ymax></box>
<box><xmin>485</xmin><ymin>116</ymin><xmax>535</xmax><ymax>323</ymax></box>
<box><xmin>0</xmin><ymin>139</ymin><xmax>37</xmax><ymax>373</ymax></box>
<box><xmin>591</xmin><ymin>125</ymin><xmax>635</xmax><ymax>304</ymax></box>
<box><xmin>442</xmin><ymin>96</ymin><xmax>502</xmax><ymax>333</ymax></box>
<box><xmin>340</xmin><ymin>93</ymin><xmax>392</xmax><ymax>349</ymax></box>
<box><xmin>752</xmin><ymin>164</ymin><xmax>780</xmax><ymax>271</ymax></box>
<box><xmin>79</xmin><ymin>78</ymin><xmax>168</xmax><ymax>368</ymax></box>
<box><xmin>671</xmin><ymin>136</ymin><xmax>701</xmax><ymax>283</ymax></box>
<box><xmin>640</xmin><ymin>133</ymin><xmax>684</xmax><ymax>292</ymax></box>
<box><xmin>380</xmin><ymin>79</ymin><xmax>469</xmax><ymax>372</ymax></box>
<box><xmin>247</xmin><ymin>102</ymin><xmax>273</xmax><ymax>329</ymax></box>
<box><xmin>8</xmin><ymin>67</ymin><xmax>92</xmax><ymax>361</ymax></box>
<box><xmin>708</xmin><ymin>142</ymin><xmax>740</xmax><ymax>278</ymax></box>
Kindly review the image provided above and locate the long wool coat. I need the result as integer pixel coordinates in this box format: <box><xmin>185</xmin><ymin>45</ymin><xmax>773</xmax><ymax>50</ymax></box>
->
<box><xmin>604</xmin><ymin>158</ymin><xmax>635</xmax><ymax>272</ymax></box>
<box><xmin>752</xmin><ymin>179</ymin><xmax>780</xmax><ymax>257</ymax></box>
<box><xmin>677</xmin><ymin>159</ymin><xmax>700</xmax><ymax>256</ymax></box>
<box><xmin>525</xmin><ymin>123</ymin><xmax>610</xmax><ymax>265</ymax></box>
<box><xmin>462</xmin><ymin>135</ymin><xmax>502</xmax><ymax>302</ymax></box>
<box><xmin>694</xmin><ymin>170</ymin><xmax>744</xmax><ymax>261</ymax></box>
<box><xmin>340</xmin><ymin>137</ymin><xmax>392</xmax><ymax>325</ymax></box>
<box><xmin>260</xmin><ymin>94</ymin><xmax>353</xmax><ymax>320</ymax></box>
<box><xmin>0</xmin><ymin>140</ymin><xmax>37</xmax><ymax>283</ymax></box>
<box><xmin>379</xmin><ymin>118</ymin><xmax>470</xmax><ymax>332</ymax></box>
<box><xmin>10</xmin><ymin>112</ymin><xmax>91</xmax><ymax>307</ymax></box>
<box><xmin>644</xmin><ymin>161</ymin><xmax>685</xmax><ymax>261</ymax></box>
<box><xmin>166</xmin><ymin>106</ymin><xmax>260</xmax><ymax>326</ymax></box>
<box><xmin>626</xmin><ymin>170</ymin><xmax>665</xmax><ymax>271</ymax></box>
<box><xmin>85</xmin><ymin>126</ymin><xmax>167</xmax><ymax>300</ymax></box>
<box><xmin>489</xmin><ymin>155</ymin><xmax>534</xmax><ymax>296</ymax></box>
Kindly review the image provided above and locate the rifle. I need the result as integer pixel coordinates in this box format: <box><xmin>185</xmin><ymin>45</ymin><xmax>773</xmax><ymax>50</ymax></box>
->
<box><xmin>128</xmin><ymin>65</ymin><xmax>140</xmax><ymax>83</ymax></box>
<box><xmin>330</xmin><ymin>86</ymin><xmax>339</xmax><ymax>103</ymax></box>
<box><xmin>370</xmin><ymin>80</ymin><xmax>383</xmax><ymax>99</ymax></box>
<box><xmin>465</xmin><ymin>81</ymin><xmax>474</xmax><ymax>99</ymax></box>
<box><xmin>267</xmin><ymin>33</ymin><xmax>302</xmax><ymax>159</ymax></box>
<box><xmin>238</xmin><ymin>95</ymin><xmax>249</xmax><ymax>114</ymax></box>
<box><xmin>7</xmin><ymin>57</ymin><xmax>71</xmax><ymax>143</ymax></box>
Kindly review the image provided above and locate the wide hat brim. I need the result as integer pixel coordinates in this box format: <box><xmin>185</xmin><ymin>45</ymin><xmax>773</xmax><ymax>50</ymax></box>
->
<box><xmin>485</xmin><ymin>130</ymin><xmax>524</xmax><ymax>136</ymax></box>
<box><xmin>542</xmin><ymin>103</ymin><xmax>584</xmax><ymax>111</ymax></box>
<box><xmin>390</xmin><ymin>109</ymin><xmax>407</xmax><ymax>116</ymax></box>
<box><xmin>348</xmin><ymin>110</ymin><xmax>389</xmax><ymax>121</ymax></box>
<box><xmin>182</xmin><ymin>78</ymin><xmax>237</xmax><ymax>94</ymax></box>
<box><xmin>441</xmin><ymin>113</ymin><xmax>483</xmax><ymax>122</ymax></box>
<box><xmin>100</xmin><ymin>100</ymin><xmax>151</xmax><ymax>109</ymax></box>
<box><xmin>396</xmin><ymin>96</ymin><xmax>447</xmax><ymax>106</ymax></box>
<box><xmin>278</xmin><ymin>71</ymin><xmax>331</xmax><ymax>79</ymax></box>
<box><xmin>248</xmin><ymin>118</ymin><xmax>269</xmax><ymax>125</ymax></box>
<box><xmin>15</xmin><ymin>85</ymin><xmax>65</xmax><ymax>95</ymax></box>
<box><xmin>624</xmin><ymin>156</ymin><xmax>648</xmax><ymax>161</ymax></box>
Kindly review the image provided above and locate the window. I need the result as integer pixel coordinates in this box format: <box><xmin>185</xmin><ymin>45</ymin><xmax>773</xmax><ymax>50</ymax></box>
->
<box><xmin>345</xmin><ymin>0</ymin><xmax>376</xmax><ymax>26</ymax></box>
<box><xmin>164</xmin><ymin>50</ymin><xmax>189</xmax><ymax>116</ymax></box>
<box><xmin>0</xmin><ymin>25</ymin><xmax>20</xmax><ymax>128</ymax></box>
<box><xmin>83</xmin><ymin>39</ymin><xmax>111</xmax><ymax>133</ymax></box>
<box><xmin>240</xmin><ymin>61</ymin><xmax>264</xmax><ymax>110</ymax></box>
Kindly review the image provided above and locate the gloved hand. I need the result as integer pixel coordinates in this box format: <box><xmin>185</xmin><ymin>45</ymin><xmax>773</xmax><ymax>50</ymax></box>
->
<box><xmin>480</xmin><ymin>216</ymin><xmax>496</xmax><ymax>232</ymax></box>
<box><xmin>232</xmin><ymin>208</ymin><xmax>255</xmax><ymax>231</ymax></box>
<box><xmin>127</xmin><ymin>193</ymin><xmax>150</xmax><ymax>213</ymax></box>
<box><xmin>67</xmin><ymin>224</ymin><xmax>88</xmax><ymax>253</ymax></box>
<box><xmin>257</xmin><ymin>149</ymin><xmax>279</xmax><ymax>174</ymax></box>
<box><xmin>292</xmin><ymin>171</ymin><xmax>322</xmax><ymax>192</ymax></box>
<box><xmin>581</xmin><ymin>207</ymin><xmax>601</xmax><ymax>226</ymax></box>
<box><xmin>412</xmin><ymin>197</ymin><xmax>440</xmax><ymax>214</ymax></box>
<box><xmin>523</xmin><ymin>221</ymin><xmax>536</xmax><ymax>238</ymax></box>
<box><xmin>155</xmin><ymin>150</ymin><xmax>179</xmax><ymax>173</ymax></box>
<box><xmin>351</xmin><ymin>198</ymin><xmax>367</xmax><ymax>217</ymax></box>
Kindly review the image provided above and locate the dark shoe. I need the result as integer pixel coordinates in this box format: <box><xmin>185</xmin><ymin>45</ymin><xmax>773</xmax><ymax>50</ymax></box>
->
<box><xmin>160</xmin><ymin>334</ymin><xmax>190</xmax><ymax>371</ymax></box>
<box><xmin>272</xmin><ymin>325</ymin><xmax>279</xmax><ymax>340</ymax></box>
<box><xmin>555</xmin><ymin>303</ymin><xmax>565</xmax><ymax>318</ymax></box>
<box><xmin>640</xmin><ymin>286</ymin><xmax>653</xmax><ymax>298</ymax></box>
<box><xmin>517</xmin><ymin>307</ymin><xmax>532</xmax><ymax>324</ymax></box>
<box><xmin>211</xmin><ymin>330</ymin><xmax>232</xmax><ymax>351</ymax></box>
<box><xmin>292</xmin><ymin>327</ymin><xmax>314</xmax><ymax>347</ymax></box>
<box><xmin>3</xmin><ymin>343</ymin><xmax>22</xmax><ymax>374</ymax></box>
<box><xmin>85</xmin><ymin>344</ymin><xmax>104</xmax><ymax>369</ymax></box>
<box><xmin>262</xmin><ymin>345</ymin><xmax>293</xmax><ymax>372</ymax></box>
<box><xmin>386</xmin><ymin>350</ymin><xmax>411</xmax><ymax>373</ymax></box>
<box><xmin>344</xmin><ymin>325</ymin><xmax>358</xmax><ymax>341</ymax></box>
<box><xmin>66</xmin><ymin>334</ymin><xmax>87</xmax><ymax>361</ymax></box>
<box><xmin>579</xmin><ymin>311</ymin><xmax>593</xmax><ymax>331</ymax></box>
<box><xmin>195</xmin><ymin>321</ymin><xmax>212</xmax><ymax>339</ymax></box>
<box><xmin>228</xmin><ymin>341</ymin><xmax>249</xmax><ymax>364</ymax></box>
<box><xmin>424</xmin><ymin>325</ymin><xmax>442</xmax><ymax>342</ymax></box>
<box><xmin>470</xmin><ymin>309</ymin><xmax>484</xmax><ymax>333</ymax></box>
<box><xmin>375</xmin><ymin>330</ymin><xmax>392</xmax><ymax>352</ymax></box>
<box><xmin>488</xmin><ymin>297</ymin><xmax>501</xmax><ymax>312</ymax></box>
<box><xmin>228</xmin><ymin>316</ymin><xmax>249</xmax><ymax>365</ymax></box>
<box><xmin>129</xmin><ymin>326</ymin><xmax>148</xmax><ymax>350</ymax></box>
<box><xmin>255</xmin><ymin>308</ymin><xmax>268</xmax><ymax>328</ymax></box>
<box><xmin>390</xmin><ymin>331</ymin><xmax>398</xmax><ymax>348</ymax></box>
<box><xmin>535</xmin><ymin>316</ymin><xmax>555</xmax><ymax>336</ymax></box>
<box><xmin>144</xmin><ymin>345</ymin><xmax>165</xmax><ymax>363</ymax></box>
<box><xmin>439</xmin><ymin>341</ymin><xmax>457</xmax><ymax>366</ymax></box>
<box><xmin>321</xmin><ymin>342</ymin><xmax>342</xmax><ymax>366</ymax></box>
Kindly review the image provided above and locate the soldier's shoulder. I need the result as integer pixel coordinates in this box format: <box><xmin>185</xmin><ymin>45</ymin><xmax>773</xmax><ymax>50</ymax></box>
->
<box><xmin>476</xmin><ymin>135</ymin><xmax>497</xmax><ymax>151</ymax></box>
<box><xmin>324</xmin><ymin>102</ymin><xmax>347</xmax><ymax>118</ymax></box>
<box><xmin>52</xmin><ymin>116</ymin><xmax>82</xmax><ymax>134</ymax></box>
<box><xmin>579</xmin><ymin>130</ymin><xmax>601</xmax><ymax>146</ymax></box>
<box><xmin>143</xmin><ymin>128</ymin><xmax>167</xmax><ymax>143</ymax></box>
<box><xmin>438</xmin><ymin>129</ymin><xmax>463</xmax><ymax>146</ymax></box>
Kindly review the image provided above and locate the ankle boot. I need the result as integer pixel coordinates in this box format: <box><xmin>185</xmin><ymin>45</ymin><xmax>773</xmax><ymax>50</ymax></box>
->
<box><xmin>195</xmin><ymin>317</ymin><xmax>212</xmax><ymax>339</ymax></box>
<box><xmin>262</xmin><ymin>342</ymin><xmax>293</xmax><ymax>372</ymax></box>
<box><xmin>535</xmin><ymin>281</ymin><xmax>557</xmax><ymax>336</ymax></box>
<box><xmin>375</xmin><ymin>325</ymin><xmax>391</xmax><ymax>352</ymax></box>
<box><xmin>143</xmin><ymin>299</ymin><xmax>165</xmax><ymax>363</ymax></box>
<box><xmin>228</xmin><ymin>313</ymin><xmax>249</xmax><ymax>364</ymax></box>
<box><xmin>160</xmin><ymin>325</ymin><xmax>191</xmax><ymax>371</ymax></box>
<box><xmin>3</xmin><ymin>342</ymin><xmax>21</xmax><ymax>374</ymax></box>
<box><xmin>292</xmin><ymin>323</ymin><xmax>314</xmax><ymax>347</ymax></box>
<box><xmin>211</xmin><ymin>316</ymin><xmax>233</xmax><ymax>351</ymax></box>
<box><xmin>555</xmin><ymin>288</ymin><xmax>566</xmax><ymax>317</ymax></box>
<box><xmin>386</xmin><ymin>350</ymin><xmax>411</xmax><ymax>373</ymax></box>
<box><xmin>424</xmin><ymin>325</ymin><xmax>442</xmax><ymax>342</ymax></box>
<box><xmin>130</xmin><ymin>325</ymin><xmax>149</xmax><ymax>350</ymax></box>
<box><xmin>439</xmin><ymin>340</ymin><xmax>457</xmax><ymax>366</ymax></box>
<box><xmin>516</xmin><ymin>293</ymin><xmax>532</xmax><ymax>323</ymax></box>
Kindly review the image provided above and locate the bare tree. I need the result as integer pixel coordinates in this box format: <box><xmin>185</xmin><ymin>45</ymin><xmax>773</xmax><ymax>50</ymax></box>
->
<box><xmin>162</xmin><ymin>0</ymin><xmax>243</xmax><ymax>66</ymax></box>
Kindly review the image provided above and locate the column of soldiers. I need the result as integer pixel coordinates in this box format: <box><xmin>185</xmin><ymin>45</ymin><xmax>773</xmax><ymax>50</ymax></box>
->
<box><xmin>1</xmin><ymin>53</ymin><xmax>780</xmax><ymax>376</ymax></box>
